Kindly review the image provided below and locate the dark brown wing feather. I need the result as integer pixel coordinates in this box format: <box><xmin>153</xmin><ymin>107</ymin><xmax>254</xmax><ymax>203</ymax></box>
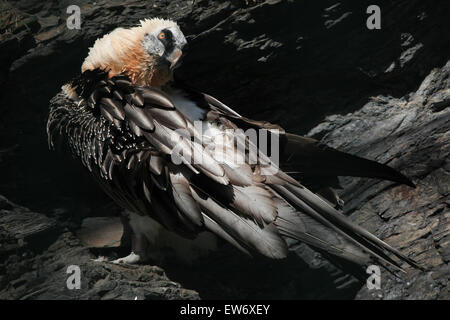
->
<box><xmin>168</xmin><ymin>81</ymin><xmax>420</xmax><ymax>270</ymax></box>
<box><xmin>173</xmin><ymin>80</ymin><xmax>415</xmax><ymax>189</ymax></box>
<box><xmin>47</xmin><ymin>70</ymin><xmax>420</xmax><ymax>270</ymax></box>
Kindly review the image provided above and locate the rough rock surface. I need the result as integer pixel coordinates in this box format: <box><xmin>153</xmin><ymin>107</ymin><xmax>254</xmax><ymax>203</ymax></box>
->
<box><xmin>309</xmin><ymin>62</ymin><xmax>450</xmax><ymax>300</ymax></box>
<box><xmin>0</xmin><ymin>196</ymin><xmax>199</xmax><ymax>299</ymax></box>
<box><xmin>0</xmin><ymin>0</ymin><xmax>449</xmax><ymax>299</ymax></box>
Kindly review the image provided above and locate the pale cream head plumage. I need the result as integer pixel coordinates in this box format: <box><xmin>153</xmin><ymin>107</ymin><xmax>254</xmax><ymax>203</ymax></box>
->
<box><xmin>82</xmin><ymin>18</ymin><xmax>186</xmax><ymax>88</ymax></box>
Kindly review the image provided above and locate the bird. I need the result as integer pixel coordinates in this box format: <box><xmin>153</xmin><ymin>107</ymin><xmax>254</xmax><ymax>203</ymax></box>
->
<box><xmin>47</xmin><ymin>18</ymin><xmax>420</xmax><ymax>271</ymax></box>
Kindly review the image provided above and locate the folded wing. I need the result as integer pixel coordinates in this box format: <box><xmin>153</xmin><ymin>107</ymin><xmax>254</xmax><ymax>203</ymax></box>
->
<box><xmin>48</xmin><ymin>70</ymin><xmax>420</xmax><ymax>271</ymax></box>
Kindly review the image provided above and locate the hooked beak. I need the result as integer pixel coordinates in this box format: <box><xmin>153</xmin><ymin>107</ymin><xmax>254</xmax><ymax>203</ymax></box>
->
<box><xmin>167</xmin><ymin>48</ymin><xmax>183</xmax><ymax>70</ymax></box>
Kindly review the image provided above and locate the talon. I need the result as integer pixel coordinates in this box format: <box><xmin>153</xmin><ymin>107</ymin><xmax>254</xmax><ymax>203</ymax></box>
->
<box><xmin>111</xmin><ymin>252</ymin><xmax>141</xmax><ymax>264</ymax></box>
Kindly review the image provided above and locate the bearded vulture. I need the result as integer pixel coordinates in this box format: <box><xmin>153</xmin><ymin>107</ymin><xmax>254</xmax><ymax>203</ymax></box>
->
<box><xmin>47</xmin><ymin>18</ymin><xmax>420</xmax><ymax>271</ymax></box>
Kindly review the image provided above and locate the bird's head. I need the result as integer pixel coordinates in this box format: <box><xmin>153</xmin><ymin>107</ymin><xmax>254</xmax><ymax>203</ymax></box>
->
<box><xmin>82</xmin><ymin>18</ymin><xmax>187</xmax><ymax>88</ymax></box>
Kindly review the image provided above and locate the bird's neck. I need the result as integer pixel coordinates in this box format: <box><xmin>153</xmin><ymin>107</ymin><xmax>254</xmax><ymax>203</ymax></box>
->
<box><xmin>121</xmin><ymin>60</ymin><xmax>172</xmax><ymax>89</ymax></box>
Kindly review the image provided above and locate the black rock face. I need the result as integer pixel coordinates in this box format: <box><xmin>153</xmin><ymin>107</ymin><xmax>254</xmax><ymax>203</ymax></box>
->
<box><xmin>0</xmin><ymin>0</ymin><xmax>448</xmax><ymax>299</ymax></box>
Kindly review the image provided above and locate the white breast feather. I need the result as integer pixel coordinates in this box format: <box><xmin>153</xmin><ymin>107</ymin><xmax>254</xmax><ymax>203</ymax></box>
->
<box><xmin>165</xmin><ymin>87</ymin><xmax>243</xmax><ymax>169</ymax></box>
<box><xmin>165</xmin><ymin>87</ymin><xmax>206</xmax><ymax>122</ymax></box>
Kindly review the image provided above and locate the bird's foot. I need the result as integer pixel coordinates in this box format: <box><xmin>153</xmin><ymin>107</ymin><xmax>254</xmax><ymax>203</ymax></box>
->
<box><xmin>111</xmin><ymin>251</ymin><xmax>142</xmax><ymax>264</ymax></box>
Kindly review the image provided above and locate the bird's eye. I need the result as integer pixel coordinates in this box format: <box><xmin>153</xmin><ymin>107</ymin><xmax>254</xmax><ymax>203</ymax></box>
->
<box><xmin>158</xmin><ymin>32</ymin><xmax>165</xmax><ymax>40</ymax></box>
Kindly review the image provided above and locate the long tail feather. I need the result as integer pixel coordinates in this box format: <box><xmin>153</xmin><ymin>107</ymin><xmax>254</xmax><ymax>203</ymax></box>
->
<box><xmin>271</xmin><ymin>183</ymin><xmax>423</xmax><ymax>271</ymax></box>
<box><xmin>281</xmin><ymin>134</ymin><xmax>415</xmax><ymax>188</ymax></box>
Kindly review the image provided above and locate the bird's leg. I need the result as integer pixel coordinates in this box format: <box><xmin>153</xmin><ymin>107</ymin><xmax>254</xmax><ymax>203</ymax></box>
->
<box><xmin>119</xmin><ymin>213</ymin><xmax>132</xmax><ymax>249</ymax></box>
<box><xmin>111</xmin><ymin>234</ymin><xmax>149</xmax><ymax>264</ymax></box>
